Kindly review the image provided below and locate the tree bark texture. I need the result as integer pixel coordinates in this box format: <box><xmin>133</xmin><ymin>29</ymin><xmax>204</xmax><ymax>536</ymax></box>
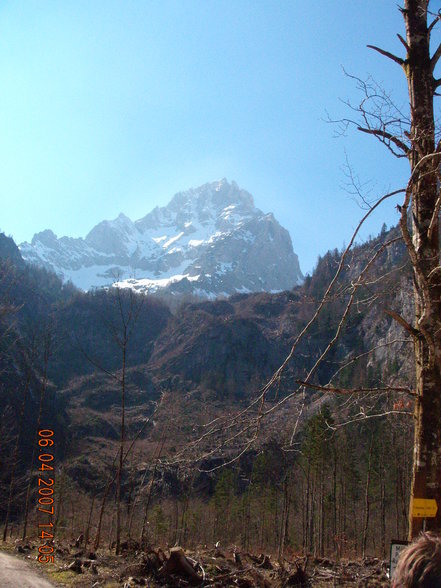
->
<box><xmin>401</xmin><ymin>0</ymin><xmax>441</xmax><ymax>538</ymax></box>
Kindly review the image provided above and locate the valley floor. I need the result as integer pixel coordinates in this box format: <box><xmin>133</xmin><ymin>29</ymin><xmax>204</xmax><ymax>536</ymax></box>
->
<box><xmin>3</xmin><ymin>539</ymin><xmax>391</xmax><ymax>587</ymax></box>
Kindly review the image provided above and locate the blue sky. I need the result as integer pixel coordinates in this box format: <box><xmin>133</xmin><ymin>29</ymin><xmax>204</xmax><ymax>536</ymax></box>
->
<box><xmin>1</xmin><ymin>1</ymin><xmax>440</xmax><ymax>274</ymax></box>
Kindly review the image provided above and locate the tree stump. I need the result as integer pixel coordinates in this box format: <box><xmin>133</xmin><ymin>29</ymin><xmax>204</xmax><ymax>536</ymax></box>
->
<box><xmin>161</xmin><ymin>546</ymin><xmax>201</xmax><ymax>583</ymax></box>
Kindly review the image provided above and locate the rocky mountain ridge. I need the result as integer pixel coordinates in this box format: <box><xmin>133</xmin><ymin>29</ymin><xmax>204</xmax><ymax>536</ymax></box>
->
<box><xmin>19</xmin><ymin>179</ymin><xmax>303</xmax><ymax>299</ymax></box>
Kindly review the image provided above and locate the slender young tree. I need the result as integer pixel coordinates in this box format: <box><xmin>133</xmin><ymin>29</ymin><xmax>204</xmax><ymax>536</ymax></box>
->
<box><xmin>2</xmin><ymin>347</ymin><xmax>35</xmax><ymax>542</ymax></box>
<box><xmin>110</xmin><ymin>285</ymin><xmax>143</xmax><ymax>555</ymax></box>
<box><xmin>22</xmin><ymin>328</ymin><xmax>53</xmax><ymax>540</ymax></box>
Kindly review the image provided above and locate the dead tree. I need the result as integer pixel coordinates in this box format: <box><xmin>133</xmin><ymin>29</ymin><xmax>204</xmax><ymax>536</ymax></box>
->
<box><xmin>349</xmin><ymin>0</ymin><xmax>441</xmax><ymax>538</ymax></box>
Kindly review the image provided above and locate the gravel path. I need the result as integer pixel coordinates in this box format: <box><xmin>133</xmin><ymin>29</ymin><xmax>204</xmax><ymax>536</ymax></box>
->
<box><xmin>0</xmin><ymin>551</ymin><xmax>56</xmax><ymax>588</ymax></box>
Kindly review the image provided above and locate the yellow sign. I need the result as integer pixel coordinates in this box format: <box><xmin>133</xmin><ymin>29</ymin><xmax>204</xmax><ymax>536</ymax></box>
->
<box><xmin>412</xmin><ymin>498</ymin><xmax>438</xmax><ymax>518</ymax></box>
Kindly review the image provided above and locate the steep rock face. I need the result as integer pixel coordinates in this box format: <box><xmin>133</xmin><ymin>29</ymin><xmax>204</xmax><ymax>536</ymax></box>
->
<box><xmin>0</xmin><ymin>233</ymin><xmax>25</xmax><ymax>267</ymax></box>
<box><xmin>19</xmin><ymin>179</ymin><xmax>303</xmax><ymax>298</ymax></box>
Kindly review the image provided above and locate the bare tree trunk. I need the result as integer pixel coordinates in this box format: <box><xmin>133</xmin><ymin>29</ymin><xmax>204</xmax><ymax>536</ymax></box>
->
<box><xmin>70</xmin><ymin>500</ymin><xmax>76</xmax><ymax>539</ymax></box>
<box><xmin>278</xmin><ymin>472</ymin><xmax>290</xmax><ymax>558</ymax></box>
<box><xmin>332</xmin><ymin>447</ymin><xmax>337</xmax><ymax>557</ymax></box>
<box><xmin>352</xmin><ymin>502</ymin><xmax>358</xmax><ymax>556</ymax></box>
<box><xmin>94</xmin><ymin>477</ymin><xmax>114</xmax><ymax>550</ymax></box>
<box><xmin>140</xmin><ymin>434</ymin><xmax>166</xmax><ymax>546</ymax></box>
<box><xmin>399</xmin><ymin>0</ymin><xmax>441</xmax><ymax>538</ymax></box>
<box><xmin>22</xmin><ymin>331</ymin><xmax>52</xmax><ymax>540</ymax></box>
<box><xmin>108</xmin><ymin>512</ymin><xmax>115</xmax><ymax>550</ymax></box>
<box><xmin>310</xmin><ymin>471</ymin><xmax>315</xmax><ymax>557</ymax></box>
<box><xmin>54</xmin><ymin>467</ymin><xmax>65</xmax><ymax>540</ymax></box>
<box><xmin>178</xmin><ymin>473</ymin><xmax>195</xmax><ymax>547</ymax></box>
<box><xmin>84</xmin><ymin>496</ymin><xmax>95</xmax><ymax>548</ymax></box>
<box><xmin>392</xmin><ymin>430</ymin><xmax>402</xmax><ymax>537</ymax></box>
<box><xmin>115</xmin><ymin>338</ymin><xmax>126</xmax><ymax>555</ymax></box>
<box><xmin>241</xmin><ymin>487</ymin><xmax>251</xmax><ymax>551</ymax></box>
<box><xmin>378</xmin><ymin>441</ymin><xmax>387</xmax><ymax>558</ymax></box>
<box><xmin>3</xmin><ymin>367</ymin><xmax>32</xmax><ymax>541</ymax></box>
<box><xmin>336</xmin><ymin>475</ymin><xmax>343</xmax><ymax>561</ymax></box>
<box><xmin>357</xmin><ymin>0</ymin><xmax>441</xmax><ymax>538</ymax></box>
<box><xmin>111</xmin><ymin>287</ymin><xmax>143</xmax><ymax>554</ymax></box>
<box><xmin>319</xmin><ymin>468</ymin><xmax>324</xmax><ymax>557</ymax></box>
<box><xmin>95</xmin><ymin>414</ymin><xmax>155</xmax><ymax>550</ymax></box>
<box><xmin>173</xmin><ymin>498</ymin><xmax>179</xmax><ymax>545</ymax></box>
<box><xmin>305</xmin><ymin>464</ymin><xmax>311</xmax><ymax>553</ymax></box>
<box><xmin>362</xmin><ymin>436</ymin><xmax>374</xmax><ymax>558</ymax></box>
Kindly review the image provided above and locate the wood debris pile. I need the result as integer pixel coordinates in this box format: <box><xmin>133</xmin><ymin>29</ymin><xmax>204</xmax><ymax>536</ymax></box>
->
<box><xmin>10</xmin><ymin>539</ymin><xmax>391</xmax><ymax>586</ymax></box>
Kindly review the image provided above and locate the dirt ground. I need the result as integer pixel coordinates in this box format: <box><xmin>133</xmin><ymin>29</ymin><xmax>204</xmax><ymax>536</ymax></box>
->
<box><xmin>4</xmin><ymin>540</ymin><xmax>392</xmax><ymax>587</ymax></box>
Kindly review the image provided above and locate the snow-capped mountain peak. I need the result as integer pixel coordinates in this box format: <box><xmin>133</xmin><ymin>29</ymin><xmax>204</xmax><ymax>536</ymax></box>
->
<box><xmin>19</xmin><ymin>180</ymin><xmax>303</xmax><ymax>298</ymax></box>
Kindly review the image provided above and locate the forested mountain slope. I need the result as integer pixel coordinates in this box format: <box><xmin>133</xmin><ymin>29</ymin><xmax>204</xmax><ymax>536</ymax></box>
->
<box><xmin>0</xmin><ymin>226</ymin><xmax>414</xmax><ymax>555</ymax></box>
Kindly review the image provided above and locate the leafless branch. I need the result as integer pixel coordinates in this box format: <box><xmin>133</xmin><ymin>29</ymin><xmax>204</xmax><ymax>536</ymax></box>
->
<box><xmin>340</xmin><ymin>153</ymin><xmax>375</xmax><ymax>209</ymax></box>
<box><xmin>367</xmin><ymin>45</ymin><xmax>405</xmax><ymax>67</ymax></box>
<box><xmin>329</xmin><ymin>338</ymin><xmax>412</xmax><ymax>383</ymax></box>
<box><xmin>76</xmin><ymin>338</ymin><xmax>120</xmax><ymax>382</ymax></box>
<box><xmin>330</xmin><ymin>70</ymin><xmax>411</xmax><ymax>158</ymax></box>
<box><xmin>296</xmin><ymin>380</ymin><xmax>416</xmax><ymax>397</ymax></box>
<box><xmin>428</xmin><ymin>13</ymin><xmax>441</xmax><ymax>36</ymax></box>
<box><xmin>327</xmin><ymin>409</ymin><xmax>413</xmax><ymax>430</ymax></box>
<box><xmin>431</xmin><ymin>42</ymin><xmax>441</xmax><ymax>72</ymax></box>
<box><xmin>357</xmin><ymin>126</ymin><xmax>410</xmax><ymax>155</ymax></box>
<box><xmin>397</xmin><ymin>33</ymin><xmax>410</xmax><ymax>52</ymax></box>
<box><xmin>428</xmin><ymin>169</ymin><xmax>441</xmax><ymax>240</ymax></box>
<box><xmin>384</xmin><ymin>308</ymin><xmax>419</xmax><ymax>337</ymax></box>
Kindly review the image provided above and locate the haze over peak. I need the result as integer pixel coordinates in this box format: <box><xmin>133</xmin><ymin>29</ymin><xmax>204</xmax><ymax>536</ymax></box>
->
<box><xmin>20</xmin><ymin>180</ymin><xmax>303</xmax><ymax>299</ymax></box>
